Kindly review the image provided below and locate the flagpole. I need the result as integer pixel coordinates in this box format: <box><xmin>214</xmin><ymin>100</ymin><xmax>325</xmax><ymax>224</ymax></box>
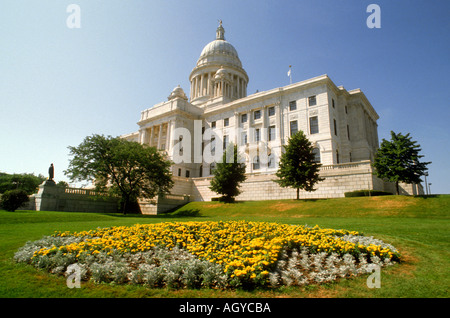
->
<box><xmin>287</xmin><ymin>65</ymin><xmax>292</xmax><ymax>84</ymax></box>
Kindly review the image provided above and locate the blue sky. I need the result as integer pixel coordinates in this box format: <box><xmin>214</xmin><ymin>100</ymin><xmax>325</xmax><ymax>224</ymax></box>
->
<box><xmin>1</xmin><ymin>0</ymin><xmax>449</xmax><ymax>194</ymax></box>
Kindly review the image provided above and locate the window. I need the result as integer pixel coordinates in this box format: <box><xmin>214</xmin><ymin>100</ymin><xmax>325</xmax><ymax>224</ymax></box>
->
<box><xmin>347</xmin><ymin>125</ymin><xmax>350</xmax><ymax>140</ymax></box>
<box><xmin>308</xmin><ymin>95</ymin><xmax>316</xmax><ymax>106</ymax></box>
<box><xmin>268</xmin><ymin>153</ymin><xmax>276</xmax><ymax>168</ymax></box>
<box><xmin>224</xmin><ymin>118</ymin><xmax>229</xmax><ymax>127</ymax></box>
<box><xmin>241</xmin><ymin>113</ymin><xmax>247</xmax><ymax>123</ymax></box>
<box><xmin>185</xmin><ymin>170</ymin><xmax>190</xmax><ymax>178</ymax></box>
<box><xmin>268</xmin><ymin>106</ymin><xmax>275</xmax><ymax>117</ymax></box>
<box><xmin>178</xmin><ymin>136</ymin><xmax>183</xmax><ymax>155</ymax></box>
<box><xmin>223</xmin><ymin>135</ymin><xmax>229</xmax><ymax>150</ymax></box>
<box><xmin>289</xmin><ymin>101</ymin><xmax>297</xmax><ymax>111</ymax></box>
<box><xmin>345</xmin><ymin>105</ymin><xmax>348</xmax><ymax>114</ymax></box>
<box><xmin>211</xmin><ymin>121</ymin><xmax>216</xmax><ymax>128</ymax></box>
<box><xmin>199</xmin><ymin>165</ymin><xmax>203</xmax><ymax>177</ymax></box>
<box><xmin>268</xmin><ymin>125</ymin><xmax>276</xmax><ymax>141</ymax></box>
<box><xmin>255</xmin><ymin>128</ymin><xmax>260</xmax><ymax>142</ymax></box>
<box><xmin>178</xmin><ymin>168</ymin><xmax>182</xmax><ymax>177</ymax></box>
<box><xmin>290</xmin><ymin>120</ymin><xmax>298</xmax><ymax>137</ymax></box>
<box><xmin>333</xmin><ymin>119</ymin><xmax>337</xmax><ymax>136</ymax></box>
<box><xmin>309</xmin><ymin>116</ymin><xmax>319</xmax><ymax>134</ymax></box>
<box><xmin>253</xmin><ymin>156</ymin><xmax>260</xmax><ymax>170</ymax></box>
<box><xmin>254</xmin><ymin>110</ymin><xmax>261</xmax><ymax>120</ymax></box>
<box><xmin>332</xmin><ymin>99</ymin><xmax>335</xmax><ymax>108</ymax></box>
<box><xmin>241</xmin><ymin>131</ymin><xmax>248</xmax><ymax>145</ymax></box>
<box><xmin>211</xmin><ymin>136</ymin><xmax>216</xmax><ymax>155</ymax></box>
<box><xmin>336</xmin><ymin>150</ymin><xmax>340</xmax><ymax>164</ymax></box>
<box><xmin>312</xmin><ymin>148</ymin><xmax>321</xmax><ymax>163</ymax></box>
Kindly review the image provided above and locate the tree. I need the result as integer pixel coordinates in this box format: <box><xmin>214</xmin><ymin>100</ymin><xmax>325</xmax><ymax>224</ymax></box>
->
<box><xmin>0</xmin><ymin>189</ymin><xmax>29</xmax><ymax>212</ymax></box>
<box><xmin>0</xmin><ymin>172</ymin><xmax>45</xmax><ymax>194</ymax></box>
<box><xmin>274</xmin><ymin>131</ymin><xmax>324</xmax><ymax>199</ymax></box>
<box><xmin>373</xmin><ymin>131</ymin><xmax>431</xmax><ymax>195</ymax></box>
<box><xmin>209</xmin><ymin>143</ymin><xmax>246</xmax><ymax>202</ymax></box>
<box><xmin>65</xmin><ymin>134</ymin><xmax>174</xmax><ymax>214</ymax></box>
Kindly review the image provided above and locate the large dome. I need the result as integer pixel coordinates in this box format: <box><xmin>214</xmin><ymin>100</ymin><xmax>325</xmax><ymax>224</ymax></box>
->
<box><xmin>197</xmin><ymin>39</ymin><xmax>242</xmax><ymax>69</ymax></box>
<box><xmin>189</xmin><ymin>22</ymin><xmax>248</xmax><ymax>105</ymax></box>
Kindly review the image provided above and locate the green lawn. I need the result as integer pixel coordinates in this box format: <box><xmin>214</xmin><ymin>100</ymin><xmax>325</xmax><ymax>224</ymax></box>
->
<box><xmin>0</xmin><ymin>195</ymin><xmax>448</xmax><ymax>298</ymax></box>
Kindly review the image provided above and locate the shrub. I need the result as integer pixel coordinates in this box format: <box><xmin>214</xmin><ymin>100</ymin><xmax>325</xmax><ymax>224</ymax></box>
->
<box><xmin>344</xmin><ymin>190</ymin><xmax>393</xmax><ymax>197</ymax></box>
<box><xmin>0</xmin><ymin>189</ymin><xmax>29</xmax><ymax>211</ymax></box>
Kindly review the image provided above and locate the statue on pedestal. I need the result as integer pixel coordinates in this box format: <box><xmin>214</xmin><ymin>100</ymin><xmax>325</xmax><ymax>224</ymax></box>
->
<box><xmin>48</xmin><ymin>163</ymin><xmax>54</xmax><ymax>182</ymax></box>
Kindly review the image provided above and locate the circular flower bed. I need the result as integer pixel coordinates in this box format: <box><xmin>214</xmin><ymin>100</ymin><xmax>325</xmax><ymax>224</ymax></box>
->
<box><xmin>14</xmin><ymin>221</ymin><xmax>400</xmax><ymax>289</ymax></box>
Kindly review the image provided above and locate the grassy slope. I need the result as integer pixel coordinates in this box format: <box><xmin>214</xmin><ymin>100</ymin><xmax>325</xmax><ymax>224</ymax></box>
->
<box><xmin>0</xmin><ymin>195</ymin><xmax>448</xmax><ymax>298</ymax></box>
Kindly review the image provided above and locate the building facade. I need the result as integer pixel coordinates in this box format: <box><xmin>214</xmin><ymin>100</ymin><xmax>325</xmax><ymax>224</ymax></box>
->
<box><xmin>122</xmin><ymin>22</ymin><xmax>422</xmax><ymax>200</ymax></box>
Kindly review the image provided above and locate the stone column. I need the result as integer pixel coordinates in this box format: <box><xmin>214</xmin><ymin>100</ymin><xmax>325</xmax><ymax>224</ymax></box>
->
<box><xmin>139</xmin><ymin>128</ymin><xmax>147</xmax><ymax>145</ymax></box>
<box><xmin>168</xmin><ymin>120</ymin><xmax>175</xmax><ymax>157</ymax></box>
<box><xmin>261</xmin><ymin>107</ymin><xmax>267</xmax><ymax>143</ymax></box>
<box><xmin>164</xmin><ymin>122</ymin><xmax>170</xmax><ymax>153</ymax></box>
<box><xmin>157</xmin><ymin>124</ymin><xmax>163</xmax><ymax>150</ymax></box>
<box><xmin>210</xmin><ymin>72</ymin><xmax>214</xmax><ymax>96</ymax></box>
<box><xmin>193</xmin><ymin>77</ymin><xmax>196</xmax><ymax>98</ymax></box>
<box><xmin>275</xmin><ymin>102</ymin><xmax>282</xmax><ymax>145</ymax></box>
<box><xmin>233</xmin><ymin>111</ymin><xmax>239</xmax><ymax>144</ymax></box>
<box><xmin>149</xmin><ymin>126</ymin><xmax>154</xmax><ymax>147</ymax></box>
<box><xmin>236</xmin><ymin>76</ymin><xmax>242</xmax><ymax>98</ymax></box>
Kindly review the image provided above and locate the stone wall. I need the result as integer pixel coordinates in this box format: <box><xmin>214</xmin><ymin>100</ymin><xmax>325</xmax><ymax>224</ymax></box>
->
<box><xmin>22</xmin><ymin>181</ymin><xmax>191</xmax><ymax>215</ymax></box>
<box><xmin>29</xmin><ymin>181</ymin><xmax>120</xmax><ymax>213</ymax></box>
<box><xmin>172</xmin><ymin>160</ymin><xmax>424</xmax><ymax>201</ymax></box>
<box><xmin>139</xmin><ymin>194</ymin><xmax>190</xmax><ymax>215</ymax></box>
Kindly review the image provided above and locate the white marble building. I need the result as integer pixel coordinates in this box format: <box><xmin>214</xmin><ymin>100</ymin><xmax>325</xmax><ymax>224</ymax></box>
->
<box><xmin>122</xmin><ymin>22</ymin><xmax>422</xmax><ymax>200</ymax></box>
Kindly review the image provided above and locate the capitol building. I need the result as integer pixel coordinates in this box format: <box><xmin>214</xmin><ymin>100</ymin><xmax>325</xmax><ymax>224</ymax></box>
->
<box><xmin>122</xmin><ymin>22</ymin><xmax>422</xmax><ymax>201</ymax></box>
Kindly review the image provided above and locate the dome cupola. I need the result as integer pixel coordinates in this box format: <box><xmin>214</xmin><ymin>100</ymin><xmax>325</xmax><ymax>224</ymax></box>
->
<box><xmin>189</xmin><ymin>21</ymin><xmax>248</xmax><ymax>106</ymax></box>
<box><xmin>168</xmin><ymin>85</ymin><xmax>188</xmax><ymax>101</ymax></box>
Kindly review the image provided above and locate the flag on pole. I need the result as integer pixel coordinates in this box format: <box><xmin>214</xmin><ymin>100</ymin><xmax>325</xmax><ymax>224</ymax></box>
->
<box><xmin>287</xmin><ymin>65</ymin><xmax>292</xmax><ymax>84</ymax></box>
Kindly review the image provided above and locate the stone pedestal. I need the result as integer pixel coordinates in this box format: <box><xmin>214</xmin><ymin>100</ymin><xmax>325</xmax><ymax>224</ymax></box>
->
<box><xmin>35</xmin><ymin>180</ymin><xmax>63</xmax><ymax>211</ymax></box>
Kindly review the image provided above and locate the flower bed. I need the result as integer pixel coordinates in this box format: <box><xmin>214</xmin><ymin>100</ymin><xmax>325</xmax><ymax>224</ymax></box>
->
<box><xmin>14</xmin><ymin>221</ymin><xmax>400</xmax><ymax>289</ymax></box>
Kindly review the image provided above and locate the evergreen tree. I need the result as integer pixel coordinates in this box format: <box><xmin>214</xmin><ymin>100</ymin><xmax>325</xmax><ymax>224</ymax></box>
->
<box><xmin>275</xmin><ymin>131</ymin><xmax>323</xmax><ymax>199</ymax></box>
<box><xmin>209</xmin><ymin>143</ymin><xmax>246</xmax><ymax>202</ymax></box>
<box><xmin>373</xmin><ymin>131</ymin><xmax>431</xmax><ymax>195</ymax></box>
